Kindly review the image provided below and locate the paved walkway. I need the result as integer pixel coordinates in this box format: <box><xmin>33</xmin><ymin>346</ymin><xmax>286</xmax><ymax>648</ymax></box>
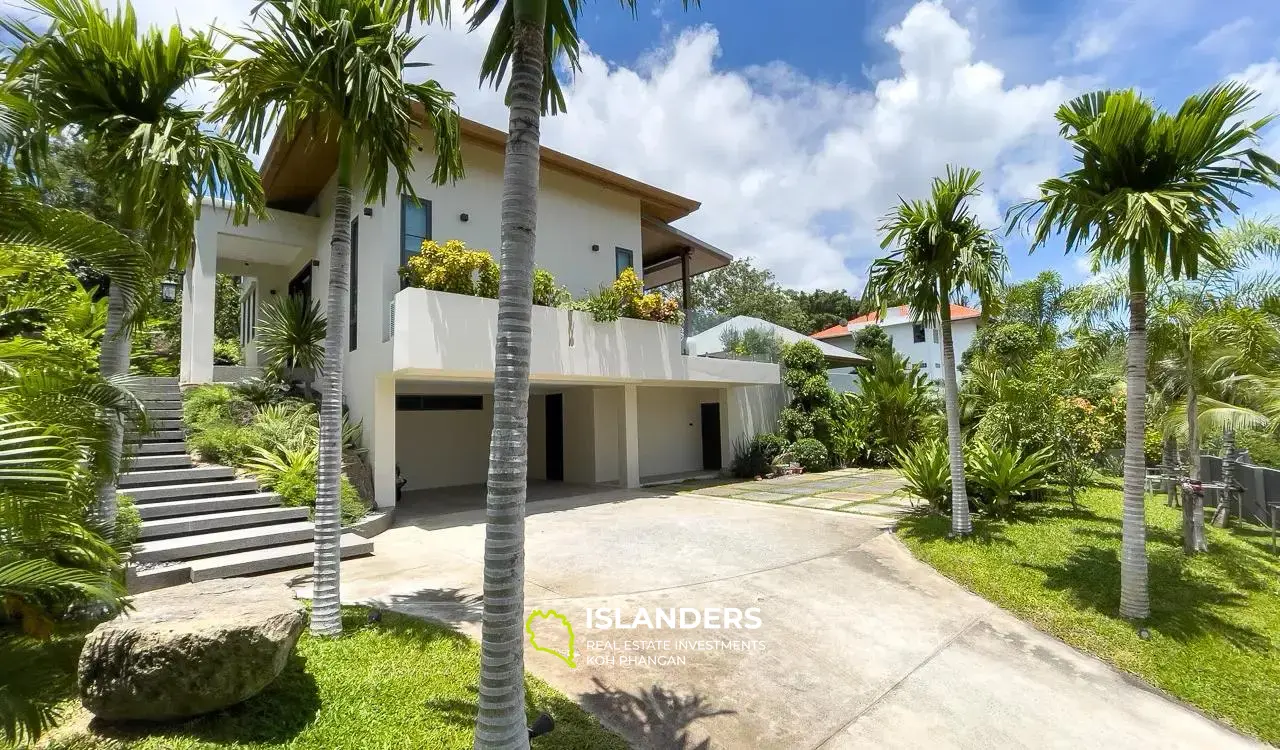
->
<box><xmin>684</xmin><ymin>467</ymin><xmax>916</xmax><ymax>520</ymax></box>
<box><xmin>280</xmin><ymin>482</ymin><xmax>1261</xmax><ymax>749</ymax></box>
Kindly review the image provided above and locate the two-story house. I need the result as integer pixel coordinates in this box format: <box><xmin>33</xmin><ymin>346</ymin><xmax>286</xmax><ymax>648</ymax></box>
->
<box><xmin>179</xmin><ymin>114</ymin><xmax>785</xmax><ymax>511</ymax></box>
<box><xmin>814</xmin><ymin>304</ymin><xmax>981</xmax><ymax>382</ymax></box>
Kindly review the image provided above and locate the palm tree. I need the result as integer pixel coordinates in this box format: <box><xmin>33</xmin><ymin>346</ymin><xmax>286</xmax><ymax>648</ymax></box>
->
<box><xmin>408</xmin><ymin>1</ymin><xmax>700</xmax><ymax>743</ymax></box>
<box><xmin>1008</xmin><ymin>84</ymin><xmax>1280</xmax><ymax>620</ymax></box>
<box><xmin>212</xmin><ymin>0</ymin><xmax>463</xmax><ymax>637</ymax></box>
<box><xmin>4</xmin><ymin>0</ymin><xmax>265</xmax><ymax>529</ymax></box>
<box><xmin>0</xmin><ymin>168</ymin><xmax>146</xmax><ymax>745</ymax></box>
<box><xmin>868</xmin><ymin>166</ymin><xmax>1006</xmax><ymax>538</ymax></box>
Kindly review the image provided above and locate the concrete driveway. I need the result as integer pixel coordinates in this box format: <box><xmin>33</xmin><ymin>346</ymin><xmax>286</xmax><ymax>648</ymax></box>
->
<box><xmin>296</xmin><ymin>488</ymin><xmax>1262</xmax><ymax>749</ymax></box>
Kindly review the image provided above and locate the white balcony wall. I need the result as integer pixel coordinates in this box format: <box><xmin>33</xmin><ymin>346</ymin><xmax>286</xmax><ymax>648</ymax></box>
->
<box><xmin>392</xmin><ymin>288</ymin><xmax>779</xmax><ymax>386</ymax></box>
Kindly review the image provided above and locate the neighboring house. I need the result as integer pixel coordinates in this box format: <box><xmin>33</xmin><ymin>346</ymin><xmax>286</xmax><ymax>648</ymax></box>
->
<box><xmin>685</xmin><ymin>315</ymin><xmax>868</xmax><ymax>367</ymax></box>
<box><xmin>813</xmin><ymin>304</ymin><xmax>982</xmax><ymax>381</ymax></box>
<box><xmin>180</xmin><ymin>115</ymin><xmax>785</xmax><ymax>508</ymax></box>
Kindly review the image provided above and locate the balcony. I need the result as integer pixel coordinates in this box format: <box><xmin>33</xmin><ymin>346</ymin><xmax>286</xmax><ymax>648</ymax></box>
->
<box><xmin>391</xmin><ymin>288</ymin><xmax>779</xmax><ymax>385</ymax></box>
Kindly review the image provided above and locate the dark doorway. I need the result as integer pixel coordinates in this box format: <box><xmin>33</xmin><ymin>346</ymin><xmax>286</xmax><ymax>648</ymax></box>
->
<box><xmin>545</xmin><ymin>394</ymin><xmax>564</xmax><ymax>481</ymax></box>
<box><xmin>288</xmin><ymin>263</ymin><xmax>313</xmax><ymax>306</ymax></box>
<box><xmin>700</xmin><ymin>402</ymin><xmax>722</xmax><ymax>471</ymax></box>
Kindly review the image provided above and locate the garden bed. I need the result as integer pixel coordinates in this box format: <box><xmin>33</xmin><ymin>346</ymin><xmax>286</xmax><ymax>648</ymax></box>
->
<box><xmin>897</xmin><ymin>487</ymin><xmax>1280</xmax><ymax>746</ymax></box>
<box><xmin>40</xmin><ymin>607</ymin><xmax>625</xmax><ymax>750</ymax></box>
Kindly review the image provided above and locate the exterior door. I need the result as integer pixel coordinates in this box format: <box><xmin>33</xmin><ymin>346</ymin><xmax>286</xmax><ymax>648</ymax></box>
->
<box><xmin>700</xmin><ymin>402</ymin><xmax>722</xmax><ymax>471</ymax></box>
<box><xmin>288</xmin><ymin>263</ymin><xmax>313</xmax><ymax>306</ymax></box>
<box><xmin>546</xmin><ymin>393</ymin><xmax>564</xmax><ymax>481</ymax></box>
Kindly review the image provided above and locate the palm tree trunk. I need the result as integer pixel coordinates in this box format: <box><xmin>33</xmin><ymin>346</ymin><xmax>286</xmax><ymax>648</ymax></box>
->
<box><xmin>473</xmin><ymin>13</ymin><xmax>543</xmax><ymax>750</ymax></box>
<box><xmin>1183</xmin><ymin>381</ymin><xmax>1207</xmax><ymax>553</ymax></box>
<box><xmin>94</xmin><ymin>281</ymin><xmax>132</xmax><ymax>530</ymax></box>
<box><xmin>310</xmin><ymin>134</ymin><xmax>353</xmax><ymax>638</ymax></box>
<box><xmin>1120</xmin><ymin>254</ymin><xmax>1150</xmax><ymax>620</ymax></box>
<box><xmin>937</xmin><ymin>283</ymin><xmax>971</xmax><ymax>537</ymax></box>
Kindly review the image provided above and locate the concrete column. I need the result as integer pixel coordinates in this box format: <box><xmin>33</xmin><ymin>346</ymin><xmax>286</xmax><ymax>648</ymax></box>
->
<box><xmin>680</xmin><ymin>247</ymin><xmax>692</xmax><ymax>354</ymax></box>
<box><xmin>618</xmin><ymin>384</ymin><xmax>641</xmax><ymax>488</ymax></box>
<box><xmin>370</xmin><ymin>375</ymin><xmax>397</xmax><ymax>509</ymax></box>
<box><xmin>179</xmin><ymin>219</ymin><xmax>219</xmax><ymax>384</ymax></box>
<box><xmin>719</xmin><ymin>387</ymin><xmax>740</xmax><ymax>472</ymax></box>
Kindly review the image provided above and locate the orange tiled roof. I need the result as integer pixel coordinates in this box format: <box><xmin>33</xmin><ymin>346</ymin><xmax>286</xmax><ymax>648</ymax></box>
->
<box><xmin>812</xmin><ymin>304</ymin><xmax>981</xmax><ymax>338</ymax></box>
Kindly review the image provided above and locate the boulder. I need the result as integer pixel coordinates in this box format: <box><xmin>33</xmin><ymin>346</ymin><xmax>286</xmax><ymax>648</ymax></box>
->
<box><xmin>78</xmin><ymin>578</ymin><xmax>305</xmax><ymax>721</ymax></box>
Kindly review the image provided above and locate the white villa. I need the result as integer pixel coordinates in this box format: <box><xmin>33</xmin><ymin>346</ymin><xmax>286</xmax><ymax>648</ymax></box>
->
<box><xmin>814</xmin><ymin>304</ymin><xmax>982</xmax><ymax>385</ymax></box>
<box><xmin>179</xmin><ymin>115</ymin><xmax>785</xmax><ymax>511</ymax></box>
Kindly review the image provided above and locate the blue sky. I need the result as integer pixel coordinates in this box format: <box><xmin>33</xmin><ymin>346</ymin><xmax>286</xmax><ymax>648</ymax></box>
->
<box><xmin>29</xmin><ymin>0</ymin><xmax>1280</xmax><ymax>294</ymax></box>
<box><xmin>563</xmin><ymin>0</ymin><xmax>1280</xmax><ymax>288</ymax></box>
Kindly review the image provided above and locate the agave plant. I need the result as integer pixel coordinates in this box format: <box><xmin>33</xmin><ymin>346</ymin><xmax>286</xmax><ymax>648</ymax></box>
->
<box><xmin>894</xmin><ymin>438</ymin><xmax>950</xmax><ymax>513</ymax></box>
<box><xmin>966</xmin><ymin>442</ymin><xmax>1056</xmax><ymax>518</ymax></box>
<box><xmin>254</xmin><ymin>295</ymin><xmax>325</xmax><ymax>398</ymax></box>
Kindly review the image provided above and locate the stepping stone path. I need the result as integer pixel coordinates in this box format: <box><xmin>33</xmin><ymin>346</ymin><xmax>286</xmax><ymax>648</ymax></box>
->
<box><xmin>681</xmin><ymin>468</ymin><xmax>918</xmax><ymax>520</ymax></box>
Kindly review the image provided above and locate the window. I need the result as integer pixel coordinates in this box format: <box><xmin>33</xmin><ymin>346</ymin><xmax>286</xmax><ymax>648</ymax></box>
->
<box><xmin>912</xmin><ymin>323</ymin><xmax>926</xmax><ymax>343</ymax></box>
<box><xmin>400</xmin><ymin>196</ymin><xmax>431</xmax><ymax>269</ymax></box>
<box><xmin>239</xmin><ymin>284</ymin><xmax>257</xmax><ymax>347</ymax></box>
<box><xmin>349</xmin><ymin>218</ymin><xmax>359</xmax><ymax>351</ymax></box>
<box><xmin>396</xmin><ymin>395</ymin><xmax>484</xmax><ymax>411</ymax></box>
<box><xmin>931</xmin><ymin>327</ymin><xmax>938</xmax><ymax>343</ymax></box>
<box><xmin>615</xmin><ymin>247</ymin><xmax>634</xmax><ymax>278</ymax></box>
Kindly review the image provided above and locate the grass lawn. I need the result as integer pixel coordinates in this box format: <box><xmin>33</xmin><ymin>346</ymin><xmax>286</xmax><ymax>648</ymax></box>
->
<box><xmin>40</xmin><ymin>607</ymin><xmax>625</xmax><ymax>750</ymax></box>
<box><xmin>897</xmin><ymin>486</ymin><xmax>1280</xmax><ymax>746</ymax></box>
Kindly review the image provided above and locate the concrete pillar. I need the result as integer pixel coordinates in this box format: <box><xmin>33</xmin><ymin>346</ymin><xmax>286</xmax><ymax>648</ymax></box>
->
<box><xmin>719</xmin><ymin>386</ymin><xmax>739</xmax><ymax>472</ymax></box>
<box><xmin>618</xmin><ymin>384</ymin><xmax>641</xmax><ymax>488</ymax></box>
<box><xmin>680</xmin><ymin>247</ymin><xmax>692</xmax><ymax>354</ymax></box>
<box><xmin>180</xmin><ymin>219</ymin><xmax>219</xmax><ymax>384</ymax></box>
<box><xmin>370</xmin><ymin>375</ymin><xmax>397</xmax><ymax>509</ymax></box>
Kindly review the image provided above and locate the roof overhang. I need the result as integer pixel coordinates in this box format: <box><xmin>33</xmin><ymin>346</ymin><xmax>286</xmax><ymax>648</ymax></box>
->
<box><xmin>258</xmin><ymin>109</ymin><xmax>702</xmax><ymax>223</ymax></box>
<box><xmin>640</xmin><ymin>217</ymin><xmax>732</xmax><ymax>288</ymax></box>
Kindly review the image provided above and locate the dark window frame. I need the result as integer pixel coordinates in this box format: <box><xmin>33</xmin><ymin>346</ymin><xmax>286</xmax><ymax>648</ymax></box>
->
<box><xmin>615</xmin><ymin>246</ymin><xmax>634</xmax><ymax>278</ymax></box>
<box><xmin>348</xmin><ymin>217</ymin><xmax>359</xmax><ymax>351</ymax></box>
<box><xmin>400</xmin><ymin>196</ymin><xmax>432</xmax><ymax>289</ymax></box>
<box><xmin>912</xmin><ymin>323</ymin><xmax>926</xmax><ymax>343</ymax></box>
<box><xmin>396</xmin><ymin>394</ymin><xmax>484</xmax><ymax>411</ymax></box>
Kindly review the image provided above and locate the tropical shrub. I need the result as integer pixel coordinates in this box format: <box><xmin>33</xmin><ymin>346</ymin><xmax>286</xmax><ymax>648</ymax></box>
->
<box><xmin>577</xmin><ymin>268</ymin><xmax>682</xmax><ymax>324</ymax></box>
<box><xmin>787</xmin><ymin>437</ymin><xmax>830</xmax><ymax>473</ymax></box>
<box><xmin>188</xmin><ymin>423</ymin><xmax>257</xmax><ymax>466</ymax></box>
<box><xmin>894</xmin><ymin>438</ymin><xmax>950</xmax><ymax>512</ymax></box>
<box><xmin>183</xmin><ymin>384</ymin><xmax>253</xmax><ymax>430</ymax></box>
<box><xmin>247</xmin><ymin>444</ymin><xmax>367</xmax><ymax>524</ymax></box>
<box><xmin>212</xmin><ymin>337</ymin><xmax>243</xmax><ymax>365</ymax></box>
<box><xmin>255</xmin><ymin>295</ymin><xmax>325</xmax><ymax>396</ymax></box>
<box><xmin>720</xmin><ymin>327</ymin><xmax>784</xmax><ymax>362</ymax></box>
<box><xmin>532</xmin><ymin>268</ymin><xmax>570</xmax><ymax>307</ymax></box>
<box><xmin>851</xmin><ymin>324</ymin><xmax>893</xmax><ymax>358</ymax></box>
<box><xmin>400</xmin><ymin>239</ymin><xmax>499</xmax><ymax>297</ymax></box>
<box><xmin>115</xmin><ymin>494</ymin><xmax>141</xmax><ymax>546</ymax></box>
<box><xmin>778</xmin><ymin>341</ymin><xmax>848</xmax><ymax>465</ymax></box>
<box><xmin>848</xmin><ymin>350</ymin><xmax>938</xmax><ymax>465</ymax></box>
<box><xmin>730</xmin><ymin>432</ymin><xmax>788</xmax><ymax>478</ymax></box>
<box><xmin>966</xmin><ymin>442</ymin><xmax>1056</xmax><ymax>517</ymax></box>
<box><xmin>233</xmin><ymin>374</ymin><xmax>290</xmax><ymax>407</ymax></box>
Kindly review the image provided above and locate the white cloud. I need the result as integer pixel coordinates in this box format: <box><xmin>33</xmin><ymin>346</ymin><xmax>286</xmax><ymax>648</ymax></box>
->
<box><xmin>1194</xmin><ymin>17</ymin><xmax>1254</xmax><ymax>57</ymax></box>
<box><xmin>120</xmin><ymin>0</ymin><xmax>1074</xmax><ymax>292</ymax></box>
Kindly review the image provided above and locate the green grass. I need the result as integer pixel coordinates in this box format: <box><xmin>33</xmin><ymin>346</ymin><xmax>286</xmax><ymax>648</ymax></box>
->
<box><xmin>44</xmin><ymin>608</ymin><xmax>625</xmax><ymax>750</ymax></box>
<box><xmin>897</xmin><ymin>487</ymin><xmax>1280</xmax><ymax>745</ymax></box>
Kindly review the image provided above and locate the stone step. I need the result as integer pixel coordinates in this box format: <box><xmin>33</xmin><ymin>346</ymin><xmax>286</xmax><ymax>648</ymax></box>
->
<box><xmin>149</xmin><ymin>418</ymin><xmax>183</xmax><ymax>430</ymax></box>
<box><xmin>134</xmin><ymin>492</ymin><xmax>282</xmax><ymax>520</ymax></box>
<box><xmin>139</xmin><ymin>506</ymin><xmax>310</xmax><ymax>540</ymax></box>
<box><xmin>136</xmin><ymin>440</ymin><xmax>188</xmax><ymax>455</ymax></box>
<box><xmin>132</xmin><ymin>390</ymin><xmax>182</xmax><ymax>402</ymax></box>
<box><xmin>188</xmin><ymin>533</ymin><xmax>373</xmax><ymax>582</ymax></box>
<box><xmin>138</xmin><ymin>399</ymin><xmax>182</xmax><ymax>410</ymax></box>
<box><xmin>129</xmin><ymin>377</ymin><xmax>179</xmax><ymax>386</ymax></box>
<box><xmin>118</xmin><ymin>465</ymin><xmax>235</xmax><ymax>488</ymax></box>
<box><xmin>130</xmin><ymin>453</ymin><xmax>193</xmax><ymax>470</ymax></box>
<box><xmin>127</xmin><ymin>478</ymin><xmax>259</xmax><ymax>503</ymax></box>
<box><xmin>144</xmin><ymin>408</ymin><xmax>183</xmax><ymax>420</ymax></box>
<box><xmin>132</xmin><ymin>521</ymin><xmax>315</xmax><ymax>564</ymax></box>
<box><xmin>137</xmin><ymin>429</ymin><xmax>184</xmax><ymax>442</ymax></box>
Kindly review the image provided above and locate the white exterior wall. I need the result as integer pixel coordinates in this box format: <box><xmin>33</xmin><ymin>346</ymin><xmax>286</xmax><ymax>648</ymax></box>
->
<box><xmin>637</xmin><ymin>387</ymin><xmax>720</xmax><ymax>478</ymax></box>
<box><xmin>833</xmin><ymin>317</ymin><xmax>980</xmax><ymax>380</ymax></box>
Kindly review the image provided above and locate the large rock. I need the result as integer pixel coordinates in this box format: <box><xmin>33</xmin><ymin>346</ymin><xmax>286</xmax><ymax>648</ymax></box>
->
<box><xmin>78</xmin><ymin>578</ymin><xmax>305</xmax><ymax>721</ymax></box>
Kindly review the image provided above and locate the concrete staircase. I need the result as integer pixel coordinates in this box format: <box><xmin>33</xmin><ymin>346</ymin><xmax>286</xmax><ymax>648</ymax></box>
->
<box><xmin>124</xmin><ymin>377</ymin><xmax>373</xmax><ymax>592</ymax></box>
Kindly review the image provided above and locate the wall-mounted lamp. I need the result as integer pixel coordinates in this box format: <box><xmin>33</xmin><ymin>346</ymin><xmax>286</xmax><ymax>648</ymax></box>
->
<box><xmin>459</xmin><ymin>212</ymin><xmax>469</xmax><ymax>222</ymax></box>
<box><xmin>363</xmin><ymin>207</ymin><xmax>373</xmax><ymax>217</ymax></box>
<box><xmin>311</xmin><ymin>259</ymin><xmax>321</xmax><ymax>267</ymax></box>
<box><xmin>269</xmin><ymin>289</ymin><xmax>277</xmax><ymax>296</ymax></box>
<box><xmin>160</xmin><ymin>275</ymin><xmax>180</xmax><ymax>303</ymax></box>
<box><xmin>591</xmin><ymin>244</ymin><xmax>600</xmax><ymax>253</ymax></box>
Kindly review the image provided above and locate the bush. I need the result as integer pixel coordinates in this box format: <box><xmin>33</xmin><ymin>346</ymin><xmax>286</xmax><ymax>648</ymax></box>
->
<box><xmin>576</xmin><ymin>268</ymin><xmax>682</xmax><ymax>324</ymax></box>
<box><xmin>115</xmin><ymin>494</ymin><xmax>141</xmax><ymax>547</ymax></box>
<box><xmin>182</xmin><ymin>384</ymin><xmax>252</xmax><ymax>430</ymax></box>
<box><xmin>188</xmin><ymin>423</ymin><xmax>257</xmax><ymax>466</ymax></box>
<box><xmin>788</xmin><ymin>438</ymin><xmax>829</xmax><ymax>473</ymax></box>
<box><xmin>966</xmin><ymin>442</ymin><xmax>1056</xmax><ymax>517</ymax></box>
<box><xmin>730</xmin><ymin>432</ymin><xmax>788</xmax><ymax>478</ymax></box>
<box><xmin>532</xmin><ymin>268</ymin><xmax>571</xmax><ymax>307</ymax></box>
<box><xmin>212</xmin><ymin>337</ymin><xmax>242</xmax><ymax>366</ymax></box>
<box><xmin>233</xmin><ymin>375</ymin><xmax>290</xmax><ymax>407</ymax></box>
<box><xmin>400</xmin><ymin>239</ymin><xmax>499</xmax><ymax>297</ymax></box>
<box><xmin>895</xmin><ymin>439</ymin><xmax>951</xmax><ymax>512</ymax></box>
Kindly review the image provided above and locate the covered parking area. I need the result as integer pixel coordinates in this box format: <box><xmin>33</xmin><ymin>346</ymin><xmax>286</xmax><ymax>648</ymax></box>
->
<box><xmin>392</xmin><ymin>378</ymin><xmax>734</xmax><ymax>516</ymax></box>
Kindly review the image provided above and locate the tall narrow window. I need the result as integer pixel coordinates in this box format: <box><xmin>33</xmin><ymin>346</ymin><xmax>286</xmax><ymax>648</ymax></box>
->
<box><xmin>349</xmin><ymin>218</ymin><xmax>359</xmax><ymax>351</ymax></box>
<box><xmin>615</xmin><ymin>247</ymin><xmax>634</xmax><ymax>278</ymax></box>
<box><xmin>401</xmin><ymin>196</ymin><xmax>431</xmax><ymax>268</ymax></box>
<box><xmin>912</xmin><ymin>323</ymin><xmax>925</xmax><ymax>343</ymax></box>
